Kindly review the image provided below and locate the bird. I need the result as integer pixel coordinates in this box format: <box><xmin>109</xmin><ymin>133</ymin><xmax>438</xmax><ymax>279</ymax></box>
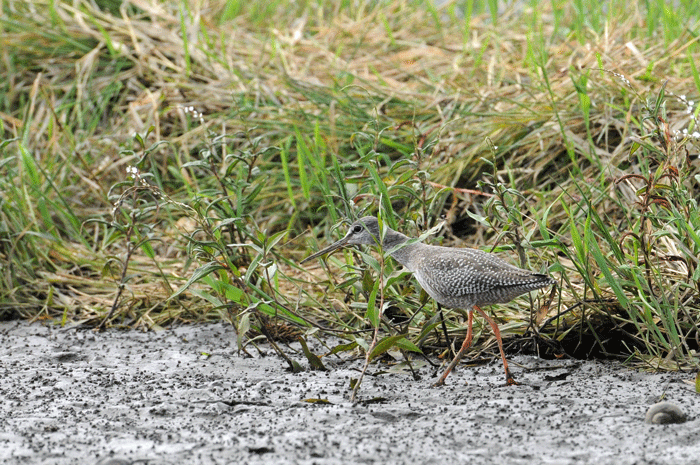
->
<box><xmin>300</xmin><ymin>216</ymin><xmax>555</xmax><ymax>386</ymax></box>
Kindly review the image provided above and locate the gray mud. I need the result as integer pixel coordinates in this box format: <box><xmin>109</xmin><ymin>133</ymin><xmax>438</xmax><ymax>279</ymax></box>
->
<box><xmin>1</xmin><ymin>321</ymin><xmax>698</xmax><ymax>465</ymax></box>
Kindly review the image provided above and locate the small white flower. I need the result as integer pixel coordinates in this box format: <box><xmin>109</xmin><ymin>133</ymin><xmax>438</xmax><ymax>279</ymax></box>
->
<box><xmin>126</xmin><ymin>166</ymin><xmax>140</xmax><ymax>179</ymax></box>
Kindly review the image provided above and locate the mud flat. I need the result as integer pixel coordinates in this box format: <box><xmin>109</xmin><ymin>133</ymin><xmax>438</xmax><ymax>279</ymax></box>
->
<box><xmin>1</xmin><ymin>321</ymin><xmax>697</xmax><ymax>465</ymax></box>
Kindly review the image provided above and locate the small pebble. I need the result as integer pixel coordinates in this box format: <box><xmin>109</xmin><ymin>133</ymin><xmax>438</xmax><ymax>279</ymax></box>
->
<box><xmin>645</xmin><ymin>401</ymin><xmax>687</xmax><ymax>424</ymax></box>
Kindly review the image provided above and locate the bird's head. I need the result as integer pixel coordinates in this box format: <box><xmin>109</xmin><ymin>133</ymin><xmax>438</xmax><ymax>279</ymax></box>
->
<box><xmin>300</xmin><ymin>216</ymin><xmax>383</xmax><ymax>263</ymax></box>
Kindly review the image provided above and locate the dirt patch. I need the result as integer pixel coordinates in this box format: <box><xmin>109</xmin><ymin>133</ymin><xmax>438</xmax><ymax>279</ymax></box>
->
<box><xmin>1</xmin><ymin>321</ymin><xmax>697</xmax><ymax>464</ymax></box>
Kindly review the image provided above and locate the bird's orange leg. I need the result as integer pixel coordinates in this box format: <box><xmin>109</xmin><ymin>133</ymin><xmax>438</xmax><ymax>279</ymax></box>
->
<box><xmin>474</xmin><ymin>306</ymin><xmax>517</xmax><ymax>386</ymax></box>
<box><xmin>434</xmin><ymin>309</ymin><xmax>474</xmax><ymax>386</ymax></box>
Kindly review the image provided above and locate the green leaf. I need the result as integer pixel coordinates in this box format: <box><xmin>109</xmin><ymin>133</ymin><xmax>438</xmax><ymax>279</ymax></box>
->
<box><xmin>168</xmin><ymin>261</ymin><xmax>224</xmax><ymax>300</ymax></box>
<box><xmin>210</xmin><ymin>277</ymin><xmax>247</xmax><ymax>304</ymax></box>
<box><xmin>181</xmin><ymin>160</ymin><xmax>210</xmax><ymax>169</ymax></box>
<box><xmin>138</xmin><ymin>240</ymin><xmax>156</xmax><ymax>259</ymax></box>
<box><xmin>415</xmin><ymin>314</ymin><xmax>443</xmax><ymax>346</ymax></box>
<box><xmin>19</xmin><ymin>143</ymin><xmax>41</xmax><ymax>186</ymax></box>
<box><xmin>265</xmin><ymin>229</ymin><xmax>287</xmax><ymax>251</ymax></box>
<box><xmin>328</xmin><ymin>341</ymin><xmax>359</xmax><ymax>356</ymax></box>
<box><xmin>295</xmin><ymin>128</ymin><xmax>311</xmax><ymax>200</ymax></box>
<box><xmin>360</xmin><ymin>269</ymin><xmax>374</xmax><ymax>294</ymax></box>
<box><xmin>237</xmin><ymin>312</ymin><xmax>251</xmax><ymax>352</ymax></box>
<box><xmin>688</xmin><ymin>49</ymin><xmax>700</xmax><ymax>96</ymax></box>
<box><xmin>188</xmin><ymin>289</ymin><xmax>223</xmax><ymax>307</ymax></box>
<box><xmin>216</xmin><ymin>217</ymin><xmax>241</xmax><ymax>230</ymax></box>
<box><xmin>280</xmin><ymin>140</ymin><xmax>297</xmax><ymax>210</ymax></box>
<box><xmin>629</xmin><ymin>141</ymin><xmax>641</xmax><ymax>156</ymax></box>
<box><xmin>298</xmin><ymin>336</ymin><xmax>327</xmax><ymax>371</ymax></box>
<box><xmin>287</xmin><ymin>359</ymin><xmax>304</xmax><ymax>373</ymax></box>
<box><xmin>567</xmin><ymin>207</ymin><xmax>586</xmax><ymax>266</ymax></box>
<box><xmin>368</xmin><ymin>334</ymin><xmax>410</xmax><ymax>361</ymax></box>
<box><xmin>365</xmin><ymin>276</ymin><xmax>381</xmax><ymax>327</ymax></box>
<box><xmin>244</xmin><ymin>252</ymin><xmax>263</xmax><ymax>284</ymax></box>
<box><xmin>367</xmin><ymin>162</ymin><xmax>392</xmax><ymax>217</ymax></box>
<box><xmin>394</xmin><ymin>338</ymin><xmax>422</xmax><ymax>353</ymax></box>
<box><xmin>588</xmin><ymin>234</ymin><xmax>628</xmax><ymax>308</ymax></box>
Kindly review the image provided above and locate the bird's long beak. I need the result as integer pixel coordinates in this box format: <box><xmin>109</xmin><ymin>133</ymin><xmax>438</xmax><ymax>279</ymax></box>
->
<box><xmin>299</xmin><ymin>236</ymin><xmax>350</xmax><ymax>264</ymax></box>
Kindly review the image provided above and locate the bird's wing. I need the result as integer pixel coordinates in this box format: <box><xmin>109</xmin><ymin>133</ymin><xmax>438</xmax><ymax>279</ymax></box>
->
<box><xmin>410</xmin><ymin>246</ymin><xmax>545</xmax><ymax>306</ymax></box>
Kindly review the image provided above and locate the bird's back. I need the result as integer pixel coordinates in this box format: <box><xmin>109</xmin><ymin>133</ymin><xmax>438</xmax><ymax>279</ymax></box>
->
<box><xmin>399</xmin><ymin>243</ymin><xmax>553</xmax><ymax>309</ymax></box>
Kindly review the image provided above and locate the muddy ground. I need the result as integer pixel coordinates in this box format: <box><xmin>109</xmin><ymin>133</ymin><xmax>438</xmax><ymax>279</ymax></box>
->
<box><xmin>1</xmin><ymin>320</ymin><xmax>698</xmax><ymax>465</ymax></box>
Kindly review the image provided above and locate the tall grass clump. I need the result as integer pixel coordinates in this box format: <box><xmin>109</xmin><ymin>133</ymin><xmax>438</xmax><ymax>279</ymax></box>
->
<box><xmin>573</xmin><ymin>78</ymin><xmax>700</xmax><ymax>369</ymax></box>
<box><xmin>0</xmin><ymin>133</ymin><xmax>88</xmax><ymax>320</ymax></box>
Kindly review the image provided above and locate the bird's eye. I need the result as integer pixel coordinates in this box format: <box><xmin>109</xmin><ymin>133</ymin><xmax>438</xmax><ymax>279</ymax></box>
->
<box><xmin>352</xmin><ymin>225</ymin><xmax>362</xmax><ymax>233</ymax></box>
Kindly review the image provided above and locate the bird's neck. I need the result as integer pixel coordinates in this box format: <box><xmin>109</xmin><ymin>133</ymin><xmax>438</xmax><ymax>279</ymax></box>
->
<box><xmin>382</xmin><ymin>230</ymin><xmax>412</xmax><ymax>267</ymax></box>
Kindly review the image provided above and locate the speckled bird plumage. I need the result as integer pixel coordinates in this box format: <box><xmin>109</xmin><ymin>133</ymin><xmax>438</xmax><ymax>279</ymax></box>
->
<box><xmin>302</xmin><ymin>216</ymin><xmax>554</xmax><ymax>309</ymax></box>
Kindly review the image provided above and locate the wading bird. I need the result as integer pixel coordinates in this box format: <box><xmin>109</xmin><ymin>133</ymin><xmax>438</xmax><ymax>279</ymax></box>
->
<box><xmin>301</xmin><ymin>216</ymin><xmax>555</xmax><ymax>386</ymax></box>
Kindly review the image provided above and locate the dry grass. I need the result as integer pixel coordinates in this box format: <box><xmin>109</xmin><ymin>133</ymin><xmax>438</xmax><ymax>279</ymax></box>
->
<box><xmin>1</xmin><ymin>0</ymin><xmax>699</xmax><ymax>371</ymax></box>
